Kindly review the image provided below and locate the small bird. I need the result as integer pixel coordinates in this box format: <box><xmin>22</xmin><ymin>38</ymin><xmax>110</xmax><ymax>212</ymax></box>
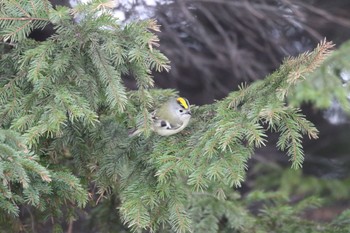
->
<box><xmin>131</xmin><ymin>97</ymin><xmax>192</xmax><ymax>136</ymax></box>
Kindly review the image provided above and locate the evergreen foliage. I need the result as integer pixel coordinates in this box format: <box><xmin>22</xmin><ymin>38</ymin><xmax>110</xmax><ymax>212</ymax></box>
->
<box><xmin>289</xmin><ymin>39</ymin><xmax>350</xmax><ymax>112</ymax></box>
<box><xmin>0</xmin><ymin>0</ymin><xmax>349</xmax><ymax>232</ymax></box>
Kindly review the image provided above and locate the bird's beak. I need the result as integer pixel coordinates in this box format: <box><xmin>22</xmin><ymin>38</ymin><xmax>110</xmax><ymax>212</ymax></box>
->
<box><xmin>187</xmin><ymin>110</ymin><xmax>192</xmax><ymax>115</ymax></box>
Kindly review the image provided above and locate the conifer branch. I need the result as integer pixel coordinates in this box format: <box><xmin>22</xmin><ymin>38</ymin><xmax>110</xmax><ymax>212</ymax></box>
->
<box><xmin>0</xmin><ymin>17</ymin><xmax>49</xmax><ymax>21</ymax></box>
<box><xmin>278</xmin><ymin>39</ymin><xmax>335</xmax><ymax>99</ymax></box>
<box><xmin>0</xmin><ymin>0</ymin><xmax>51</xmax><ymax>42</ymax></box>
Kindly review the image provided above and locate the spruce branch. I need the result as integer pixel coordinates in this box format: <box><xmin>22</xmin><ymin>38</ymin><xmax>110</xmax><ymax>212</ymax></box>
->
<box><xmin>288</xmin><ymin>39</ymin><xmax>350</xmax><ymax>112</ymax></box>
<box><xmin>169</xmin><ymin>202</ymin><xmax>192</xmax><ymax>233</ymax></box>
<box><xmin>0</xmin><ymin>129</ymin><xmax>54</xmax><ymax>216</ymax></box>
<box><xmin>277</xmin><ymin>38</ymin><xmax>335</xmax><ymax>99</ymax></box>
<box><xmin>0</xmin><ymin>0</ymin><xmax>51</xmax><ymax>42</ymax></box>
<box><xmin>164</xmin><ymin>40</ymin><xmax>335</xmax><ymax>200</ymax></box>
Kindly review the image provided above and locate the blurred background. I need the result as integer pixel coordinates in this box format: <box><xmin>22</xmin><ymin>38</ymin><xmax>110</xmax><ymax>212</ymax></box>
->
<box><xmin>34</xmin><ymin>0</ymin><xmax>350</xmax><ymax>229</ymax></box>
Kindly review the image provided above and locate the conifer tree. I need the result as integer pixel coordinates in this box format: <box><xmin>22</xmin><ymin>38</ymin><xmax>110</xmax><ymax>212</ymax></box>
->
<box><xmin>1</xmin><ymin>0</ymin><xmax>350</xmax><ymax>232</ymax></box>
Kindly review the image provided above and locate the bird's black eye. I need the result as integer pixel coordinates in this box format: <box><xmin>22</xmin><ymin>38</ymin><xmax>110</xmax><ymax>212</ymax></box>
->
<box><xmin>179</xmin><ymin>109</ymin><xmax>183</xmax><ymax>113</ymax></box>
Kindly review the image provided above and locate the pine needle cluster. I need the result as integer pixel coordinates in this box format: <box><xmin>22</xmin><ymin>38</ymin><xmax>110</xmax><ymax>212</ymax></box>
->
<box><xmin>0</xmin><ymin>0</ymin><xmax>347</xmax><ymax>232</ymax></box>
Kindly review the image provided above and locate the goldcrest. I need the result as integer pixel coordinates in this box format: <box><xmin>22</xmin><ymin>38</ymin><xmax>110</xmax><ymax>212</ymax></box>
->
<box><xmin>131</xmin><ymin>97</ymin><xmax>192</xmax><ymax>136</ymax></box>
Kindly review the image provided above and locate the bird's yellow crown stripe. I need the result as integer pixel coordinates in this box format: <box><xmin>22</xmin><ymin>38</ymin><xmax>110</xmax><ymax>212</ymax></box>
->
<box><xmin>177</xmin><ymin>97</ymin><xmax>189</xmax><ymax>109</ymax></box>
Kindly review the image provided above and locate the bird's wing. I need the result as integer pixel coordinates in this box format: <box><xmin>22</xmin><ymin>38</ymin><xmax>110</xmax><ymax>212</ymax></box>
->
<box><xmin>151</xmin><ymin>114</ymin><xmax>182</xmax><ymax>129</ymax></box>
